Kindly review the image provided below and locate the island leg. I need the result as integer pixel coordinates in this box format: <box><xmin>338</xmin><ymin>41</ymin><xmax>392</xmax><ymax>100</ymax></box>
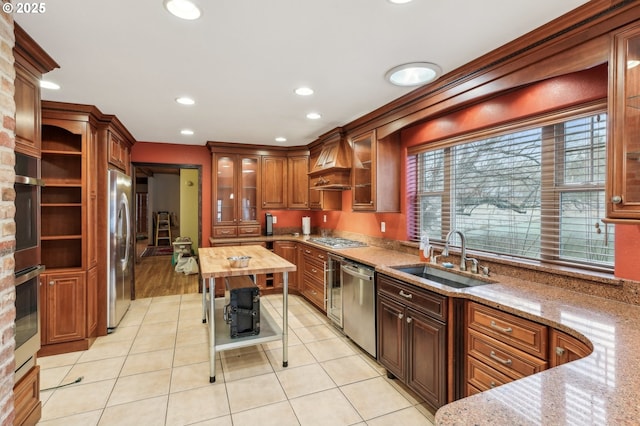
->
<box><xmin>282</xmin><ymin>271</ymin><xmax>288</xmax><ymax>368</ymax></box>
<box><xmin>209</xmin><ymin>276</ymin><xmax>217</xmax><ymax>382</ymax></box>
<box><xmin>201</xmin><ymin>276</ymin><xmax>206</xmax><ymax>323</ymax></box>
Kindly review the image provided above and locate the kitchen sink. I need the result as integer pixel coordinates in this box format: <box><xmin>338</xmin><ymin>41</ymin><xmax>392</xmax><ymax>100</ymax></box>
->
<box><xmin>391</xmin><ymin>265</ymin><xmax>493</xmax><ymax>289</ymax></box>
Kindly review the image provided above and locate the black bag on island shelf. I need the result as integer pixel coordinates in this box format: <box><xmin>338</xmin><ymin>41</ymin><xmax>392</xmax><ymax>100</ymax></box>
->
<box><xmin>223</xmin><ymin>275</ymin><xmax>260</xmax><ymax>338</ymax></box>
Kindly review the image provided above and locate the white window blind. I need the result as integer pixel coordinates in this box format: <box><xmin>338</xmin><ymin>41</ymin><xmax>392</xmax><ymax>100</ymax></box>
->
<box><xmin>408</xmin><ymin>111</ymin><xmax>614</xmax><ymax>268</ymax></box>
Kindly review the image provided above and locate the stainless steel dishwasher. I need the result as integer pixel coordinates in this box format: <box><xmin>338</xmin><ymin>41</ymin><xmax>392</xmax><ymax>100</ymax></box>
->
<box><xmin>341</xmin><ymin>259</ymin><xmax>376</xmax><ymax>358</ymax></box>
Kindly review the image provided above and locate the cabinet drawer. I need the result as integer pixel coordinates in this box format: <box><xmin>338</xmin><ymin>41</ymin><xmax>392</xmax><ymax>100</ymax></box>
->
<box><xmin>238</xmin><ymin>225</ymin><xmax>260</xmax><ymax>236</ymax></box>
<box><xmin>302</xmin><ymin>275</ymin><xmax>325</xmax><ymax>310</ymax></box>
<box><xmin>302</xmin><ymin>244</ymin><xmax>328</xmax><ymax>263</ymax></box>
<box><xmin>213</xmin><ymin>226</ymin><xmax>238</xmax><ymax>238</ymax></box>
<box><xmin>378</xmin><ymin>275</ymin><xmax>446</xmax><ymax>321</ymax></box>
<box><xmin>467</xmin><ymin>356</ymin><xmax>513</xmax><ymax>393</ymax></box>
<box><xmin>303</xmin><ymin>257</ymin><xmax>325</xmax><ymax>282</ymax></box>
<box><xmin>467</xmin><ymin>302</ymin><xmax>547</xmax><ymax>359</ymax></box>
<box><xmin>468</xmin><ymin>329</ymin><xmax>547</xmax><ymax>379</ymax></box>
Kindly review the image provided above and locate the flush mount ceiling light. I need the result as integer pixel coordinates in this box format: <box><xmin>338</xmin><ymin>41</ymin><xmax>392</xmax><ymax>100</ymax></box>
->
<box><xmin>164</xmin><ymin>0</ymin><xmax>201</xmax><ymax>20</ymax></box>
<box><xmin>295</xmin><ymin>87</ymin><xmax>314</xmax><ymax>96</ymax></box>
<box><xmin>180</xmin><ymin>129</ymin><xmax>194</xmax><ymax>135</ymax></box>
<box><xmin>388</xmin><ymin>0</ymin><xmax>414</xmax><ymax>4</ymax></box>
<box><xmin>40</xmin><ymin>80</ymin><xmax>60</xmax><ymax>90</ymax></box>
<box><xmin>306</xmin><ymin>112</ymin><xmax>322</xmax><ymax>120</ymax></box>
<box><xmin>385</xmin><ymin>62</ymin><xmax>442</xmax><ymax>87</ymax></box>
<box><xmin>175</xmin><ymin>96</ymin><xmax>195</xmax><ymax>105</ymax></box>
<box><xmin>275</xmin><ymin>137</ymin><xmax>287</xmax><ymax>143</ymax></box>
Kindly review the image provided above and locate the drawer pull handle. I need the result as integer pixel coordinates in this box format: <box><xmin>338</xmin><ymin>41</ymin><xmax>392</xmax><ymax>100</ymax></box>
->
<box><xmin>489</xmin><ymin>350</ymin><xmax>512</xmax><ymax>366</ymax></box>
<box><xmin>490</xmin><ymin>320</ymin><xmax>512</xmax><ymax>334</ymax></box>
<box><xmin>311</xmin><ymin>268</ymin><xmax>318</xmax><ymax>273</ymax></box>
<box><xmin>399</xmin><ymin>290</ymin><xmax>413</xmax><ymax>299</ymax></box>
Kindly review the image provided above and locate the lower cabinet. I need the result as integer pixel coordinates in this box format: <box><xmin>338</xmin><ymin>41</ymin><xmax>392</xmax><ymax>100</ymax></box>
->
<box><xmin>273</xmin><ymin>241</ymin><xmax>298</xmax><ymax>290</ymax></box>
<box><xmin>465</xmin><ymin>301</ymin><xmax>548</xmax><ymax>395</ymax></box>
<box><xmin>39</xmin><ymin>269</ymin><xmax>97</xmax><ymax>356</ymax></box>
<box><xmin>549</xmin><ymin>328</ymin><xmax>591</xmax><ymax>367</ymax></box>
<box><xmin>13</xmin><ymin>365</ymin><xmax>41</xmax><ymax>426</ymax></box>
<box><xmin>299</xmin><ymin>244</ymin><xmax>327</xmax><ymax>311</ymax></box>
<box><xmin>377</xmin><ymin>274</ymin><xmax>447</xmax><ymax>409</ymax></box>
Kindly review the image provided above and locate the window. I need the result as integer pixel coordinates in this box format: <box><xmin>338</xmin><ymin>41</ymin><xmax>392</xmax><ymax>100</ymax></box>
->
<box><xmin>408</xmin><ymin>110</ymin><xmax>614</xmax><ymax>268</ymax></box>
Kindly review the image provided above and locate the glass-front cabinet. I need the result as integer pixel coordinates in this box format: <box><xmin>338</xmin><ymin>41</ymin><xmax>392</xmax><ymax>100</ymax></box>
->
<box><xmin>608</xmin><ymin>23</ymin><xmax>640</xmax><ymax>220</ymax></box>
<box><xmin>212</xmin><ymin>153</ymin><xmax>260</xmax><ymax>237</ymax></box>
<box><xmin>352</xmin><ymin>132</ymin><xmax>373</xmax><ymax>209</ymax></box>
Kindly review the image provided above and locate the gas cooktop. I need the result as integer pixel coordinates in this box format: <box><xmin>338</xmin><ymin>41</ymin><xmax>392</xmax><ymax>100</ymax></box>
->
<box><xmin>308</xmin><ymin>237</ymin><xmax>368</xmax><ymax>249</ymax></box>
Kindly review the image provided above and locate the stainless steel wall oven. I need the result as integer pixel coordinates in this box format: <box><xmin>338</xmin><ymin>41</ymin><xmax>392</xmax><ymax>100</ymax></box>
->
<box><xmin>14</xmin><ymin>152</ymin><xmax>44</xmax><ymax>382</ymax></box>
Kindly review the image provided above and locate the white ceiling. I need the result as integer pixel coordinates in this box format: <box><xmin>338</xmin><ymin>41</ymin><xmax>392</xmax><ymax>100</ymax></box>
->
<box><xmin>16</xmin><ymin>0</ymin><xmax>589</xmax><ymax>147</ymax></box>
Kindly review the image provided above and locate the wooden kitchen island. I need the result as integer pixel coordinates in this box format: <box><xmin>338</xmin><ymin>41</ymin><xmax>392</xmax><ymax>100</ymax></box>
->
<box><xmin>198</xmin><ymin>245</ymin><xmax>296</xmax><ymax>382</ymax></box>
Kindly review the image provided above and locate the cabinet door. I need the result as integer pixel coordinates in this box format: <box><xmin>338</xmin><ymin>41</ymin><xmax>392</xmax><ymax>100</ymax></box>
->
<box><xmin>352</xmin><ymin>132</ymin><xmax>374</xmax><ymax>210</ymax></box>
<box><xmin>407</xmin><ymin>307</ymin><xmax>447</xmax><ymax>408</ymax></box>
<box><xmin>42</xmin><ymin>271</ymin><xmax>86</xmax><ymax>344</ymax></box>
<box><xmin>214</xmin><ymin>155</ymin><xmax>237</xmax><ymax>226</ymax></box>
<box><xmin>608</xmin><ymin>23</ymin><xmax>640</xmax><ymax>218</ymax></box>
<box><xmin>86</xmin><ymin>267</ymin><xmax>98</xmax><ymax>338</ymax></box>
<box><xmin>274</xmin><ymin>241</ymin><xmax>297</xmax><ymax>289</ymax></box>
<box><xmin>377</xmin><ymin>295</ymin><xmax>406</xmax><ymax>379</ymax></box>
<box><xmin>288</xmin><ymin>155</ymin><xmax>309</xmax><ymax>209</ymax></box>
<box><xmin>239</xmin><ymin>155</ymin><xmax>259</xmax><ymax>224</ymax></box>
<box><xmin>549</xmin><ymin>329</ymin><xmax>591</xmax><ymax>367</ymax></box>
<box><xmin>261</xmin><ymin>155</ymin><xmax>287</xmax><ymax>209</ymax></box>
<box><xmin>14</xmin><ymin>63</ymin><xmax>41</xmax><ymax>157</ymax></box>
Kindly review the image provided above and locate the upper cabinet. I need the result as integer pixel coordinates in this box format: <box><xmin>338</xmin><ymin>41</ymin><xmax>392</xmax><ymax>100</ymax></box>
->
<box><xmin>105</xmin><ymin>119</ymin><xmax>135</xmax><ymax>174</ymax></box>
<box><xmin>262</xmin><ymin>155</ymin><xmax>287</xmax><ymax>209</ymax></box>
<box><xmin>211</xmin><ymin>150</ymin><xmax>261</xmax><ymax>238</ymax></box>
<box><xmin>351</xmin><ymin>130</ymin><xmax>400</xmax><ymax>212</ymax></box>
<box><xmin>608</xmin><ymin>22</ymin><xmax>640</xmax><ymax>220</ymax></box>
<box><xmin>13</xmin><ymin>24</ymin><xmax>59</xmax><ymax>157</ymax></box>
<box><xmin>287</xmin><ymin>152</ymin><xmax>310</xmax><ymax>209</ymax></box>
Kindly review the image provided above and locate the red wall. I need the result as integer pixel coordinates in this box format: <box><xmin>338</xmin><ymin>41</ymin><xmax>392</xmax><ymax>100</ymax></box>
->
<box><xmin>131</xmin><ymin>142</ymin><xmax>212</xmax><ymax>246</ymax></box>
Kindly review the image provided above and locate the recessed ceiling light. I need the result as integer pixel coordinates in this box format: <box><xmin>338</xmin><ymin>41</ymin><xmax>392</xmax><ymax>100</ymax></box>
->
<box><xmin>40</xmin><ymin>80</ymin><xmax>60</xmax><ymax>90</ymax></box>
<box><xmin>385</xmin><ymin>62</ymin><xmax>442</xmax><ymax>87</ymax></box>
<box><xmin>275</xmin><ymin>137</ymin><xmax>287</xmax><ymax>143</ymax></box>
<box><xmin>164</xmin><ymin>0</ymin><xmax>201</xmax><ymax>20</ymax></box>
<box><xmin>180</xmin><ymin>129</ymin><xmax>194</xmax><ymax>135</ymax></box>
<box><xmin>388</xmin><ymin>0</ymin><xmax>413</xmax><ymax>3</ymax></box>
<box><xmin>176</xmin><ymin>96</ymin><xmax>195</xmax><ymax>105</ymax></box>
<box><xmin>306</xmin><ymin>112</ymin><xmax>322</xmax><ymax>120</ymax></box>
<box><xmin>295</xmin><ymin>87</ymin><xmax>314</xmax><ymax>96</ymax></box>
<box><xmin>627</xmin><ymin>60</ymin><xmax>640</xmax><ymax>69</ymax></box>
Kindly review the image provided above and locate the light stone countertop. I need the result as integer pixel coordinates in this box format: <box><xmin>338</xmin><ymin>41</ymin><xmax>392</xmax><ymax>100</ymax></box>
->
<box><xmin>209</xmin><ymin>236</ymin><xmax>640</xmax><ymax>424</ymax></box>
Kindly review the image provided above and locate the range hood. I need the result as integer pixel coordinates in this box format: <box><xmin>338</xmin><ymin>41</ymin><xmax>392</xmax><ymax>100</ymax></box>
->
<box><xmin>308</xmin><ymin>128</ymin><xmax>352</xmax><ymax>190</ymax></box>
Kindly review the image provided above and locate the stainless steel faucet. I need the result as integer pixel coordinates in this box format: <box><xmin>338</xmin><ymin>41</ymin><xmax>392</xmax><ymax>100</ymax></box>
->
<box><xmin>442</xmin><ymin>229</ymin><xmax>474</xmax><ymax>272</ymax></box>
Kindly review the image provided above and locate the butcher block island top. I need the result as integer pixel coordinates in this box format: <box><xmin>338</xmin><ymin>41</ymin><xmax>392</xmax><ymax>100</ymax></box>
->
<box><xmin>199</xmin><ymin>244</ymin><xmax>296</xmax><ymax>278</ymax></box>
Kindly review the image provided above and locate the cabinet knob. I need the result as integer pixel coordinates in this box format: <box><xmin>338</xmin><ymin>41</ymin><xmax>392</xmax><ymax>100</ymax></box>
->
<box><xmin>49</xmin><ymin>280</ymin><xmax>55</xmax><ymax>286</ymax></box>
<box><xmin>398</xmin><ymin>313</ymin><xmax>404</xmax><ymax>320</ymax></box>
<box><xmin>611</xmin><ymin>195</ymin><xmax>622</xmax><ymax>204</ymax></box>
<box><xmin>555</xmin><ymin>346</ymin><xmax>566</xmax><ymax>356</ymax></box>
<box><xmin>406</xmin><ymin>317</ymin><xmax>412</xmax><ymax>324</ymax></box>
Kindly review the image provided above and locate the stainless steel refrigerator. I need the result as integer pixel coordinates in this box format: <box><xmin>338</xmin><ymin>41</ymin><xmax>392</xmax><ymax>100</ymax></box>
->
<box><xmin>107</xmin><ymin>169</ymin><xmax>133</xmax><ymax>330</ymax></box>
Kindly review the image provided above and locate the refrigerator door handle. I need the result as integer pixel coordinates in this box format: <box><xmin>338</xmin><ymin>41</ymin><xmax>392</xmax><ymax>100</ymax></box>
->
<box><xmin>120</xmin><ymin>192</ymin><xmax>132</xmax><ymax>271</ymax></box>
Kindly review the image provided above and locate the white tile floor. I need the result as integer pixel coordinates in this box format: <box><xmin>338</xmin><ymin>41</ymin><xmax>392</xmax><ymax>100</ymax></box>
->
<box><xmin>36</xmin><ymin>293</ymin><xmax>435</xmax><ymax>425</ymax></box>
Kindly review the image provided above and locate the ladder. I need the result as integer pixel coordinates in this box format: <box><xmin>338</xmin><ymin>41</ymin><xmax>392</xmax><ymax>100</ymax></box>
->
<box><xmin>155</xmin><ymin>211</ymin><xmax>172</xmax><ymax>246</ymax></box>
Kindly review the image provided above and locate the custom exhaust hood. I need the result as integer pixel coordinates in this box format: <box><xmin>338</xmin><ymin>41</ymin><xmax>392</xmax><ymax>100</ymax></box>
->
<box><xmin>308</xmin><ymin>127</ymin><xmax>352</xmax><ymax>190</ymax></box>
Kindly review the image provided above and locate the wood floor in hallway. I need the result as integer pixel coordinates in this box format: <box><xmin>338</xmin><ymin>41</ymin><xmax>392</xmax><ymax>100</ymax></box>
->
<box><xmin>134</xmin><ymin>252</ymin><xmax>199</xmax><ymax>298</ymax></box>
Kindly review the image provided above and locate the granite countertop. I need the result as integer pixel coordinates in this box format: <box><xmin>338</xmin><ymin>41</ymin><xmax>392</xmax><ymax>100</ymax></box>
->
<box><xmin>210</xmin><ymin>236</ymin><xmax>640</xmax><ymax>424</ymax></box>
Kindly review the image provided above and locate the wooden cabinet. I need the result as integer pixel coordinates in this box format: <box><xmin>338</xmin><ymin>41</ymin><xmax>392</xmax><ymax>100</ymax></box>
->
<box><xmin>299</xmin><ymin>244</ymin><xmax>327</xmax><ymax>311</ymax></box>
<box><xmin>274</xmin><ymin>241</ymin><xmax>298</xmax><ymax>290</ymax></box>
<box><xmin>308</xmin><ymin>145</ymin><xmax>341</xmax><ymax>210</ymax></box>
<box><xmin>287</xmin><ymin>154</ymin><xmax>309</xmax><ymax>209</ymax></box>
<box><xmin>13</xmin><ymin>24</ymin><xmax>58</xmax><ymax>157</ymax></box>
<box><xmin>262</xmin><ymin>155</ymin><xmax>287</xmax><ymax>209</ymax></box>
<box><xmin>212</xmin><ymin>153</ymin><xmax>260</xmax><ymax>238</ymax></box>
<box><xmin>13</xmin><ymin>364</ymin><xmax>41</xmax><ymax>426</ymax></box>
<box><xmin>377</xmin><ymin>274</ymin><xmax>448</xmax><ymax>409</ymax></box>
<box><xmin>465</xmin><ymin>302</ymin><xmax>548</xmax><ymax>395</ymax></box>
<box><xmin>39</xmin><ymin>102</ymin><xmax>103</xmax><ymax>355</ymax></box>
<box><xmin>608</xmin><ymin>22</ymin><xmax>640</xmax><ymax>219</ymax></box>
<box><xmin>351</xmin><ymin>130</ymin><xmax>400</xmax><ymax>212</ymax></box>
<box><xmin>106</xmin><ymin>128</ymin><xmax>133</xmax><ymax>174</ymax></box>
<box><xmin>549</xmin><ymin>329</ymin><xmax>591</xmax><ymax>367</ymax></box>
<box><xmin>40</xmin><ymin>271</ymin><xmax>86</xmax><ymax>345</ymax></box>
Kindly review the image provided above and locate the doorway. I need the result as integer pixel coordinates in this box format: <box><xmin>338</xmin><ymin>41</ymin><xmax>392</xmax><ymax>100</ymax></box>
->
<box><xmin>132</xmin><ymin>162</ymin><xmax>202</xmax><ymax>260</ymax></box>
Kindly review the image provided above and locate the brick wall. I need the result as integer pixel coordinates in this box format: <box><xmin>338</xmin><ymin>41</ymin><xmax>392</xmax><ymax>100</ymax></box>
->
<box><xmin>0</xmin><ymin>11</ymin><xmax>15</xmax><ymax>426</ymax></box>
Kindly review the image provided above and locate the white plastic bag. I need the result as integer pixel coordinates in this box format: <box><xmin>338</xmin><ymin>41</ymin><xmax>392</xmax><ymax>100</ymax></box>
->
<box><xmin>175</xmin><ymin>254</ymin><xmax>199</xmax><ymax>275</ymax></box>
